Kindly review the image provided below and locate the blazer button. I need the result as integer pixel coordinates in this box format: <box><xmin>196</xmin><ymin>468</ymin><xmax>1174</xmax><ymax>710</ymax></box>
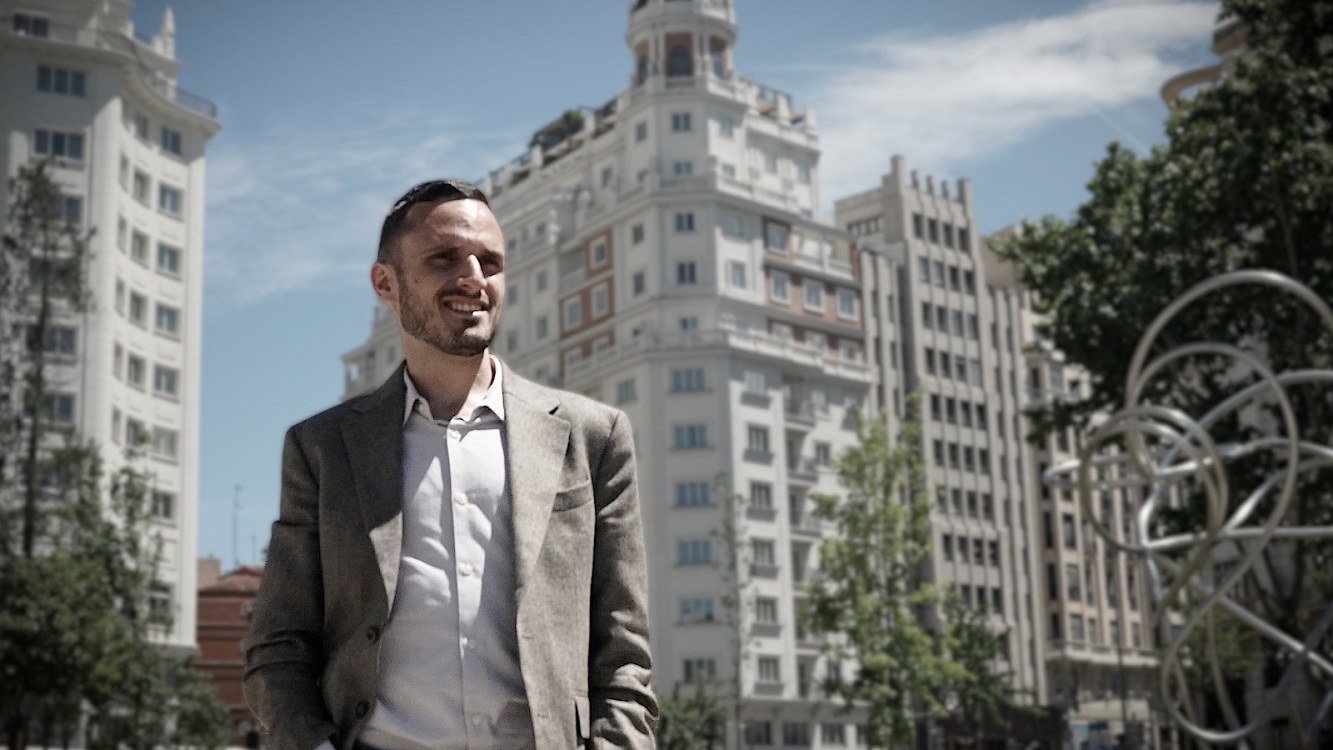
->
<box><xmin>355</xmin><ymin>701</ymin><xmax>369</xmax><ymax>719</ymax></box>
<box><xmin>366</xmin><ymin>626</ymin><xmax>380</xmax><ymax>643</ymax></box>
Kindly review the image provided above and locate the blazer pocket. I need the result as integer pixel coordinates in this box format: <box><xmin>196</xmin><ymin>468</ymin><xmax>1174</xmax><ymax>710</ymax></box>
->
<box><xmin>551</xmin><ymin>480</ymin><xmax>594</xmax><ymax>512</ymax></box>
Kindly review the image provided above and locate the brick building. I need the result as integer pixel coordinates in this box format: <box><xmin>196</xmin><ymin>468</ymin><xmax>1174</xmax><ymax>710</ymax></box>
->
<box><xmin>197</xmin><ymin>562</ymin><xmax>263</xmax><ymax>748</ymax></box>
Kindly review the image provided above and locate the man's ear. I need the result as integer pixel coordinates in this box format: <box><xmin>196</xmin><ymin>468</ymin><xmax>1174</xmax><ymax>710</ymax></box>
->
<box><xmin>371</xmin><ymin>262</ymin><xmax>397</xmax><ymax>308</ymax></box>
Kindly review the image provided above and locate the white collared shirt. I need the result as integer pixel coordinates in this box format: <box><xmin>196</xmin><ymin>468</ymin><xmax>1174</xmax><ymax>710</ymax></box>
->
<box><xmin>358</xmin><ymin>358</ymin><xmax>533</xmax><ymax>750</ymax></box>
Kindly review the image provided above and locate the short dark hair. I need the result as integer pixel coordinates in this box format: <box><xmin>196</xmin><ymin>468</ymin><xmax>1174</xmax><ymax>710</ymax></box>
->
<box><xmin>377</xmin><ymin>178</ymin><xmax>490</xmax><ymax>266</ymax></box>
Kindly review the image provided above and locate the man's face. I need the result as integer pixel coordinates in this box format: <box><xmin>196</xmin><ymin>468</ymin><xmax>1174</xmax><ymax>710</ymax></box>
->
<box><xmin>374</xmin><ymin>198</ymin><xmax>505</xmax><ymax>358</ymax></box>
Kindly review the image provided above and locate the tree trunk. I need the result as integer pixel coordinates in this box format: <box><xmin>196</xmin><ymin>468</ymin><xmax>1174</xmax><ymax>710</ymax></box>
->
<box><xmin>20</xmin><ymin>239</ymin><xmax>54</xmax><ymax>559</ymax></box>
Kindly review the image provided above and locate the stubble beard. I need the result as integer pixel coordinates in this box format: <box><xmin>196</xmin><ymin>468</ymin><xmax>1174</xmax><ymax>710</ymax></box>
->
<box><xmin>398</xmin><ymin>278</ymin><xmax>497</xmax><ymax>358</ymax></box>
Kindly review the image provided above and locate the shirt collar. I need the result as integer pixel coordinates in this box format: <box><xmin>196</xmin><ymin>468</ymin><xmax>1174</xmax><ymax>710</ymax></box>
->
<box><xmin>402</xmin><ymin>356</ymin><xmax>505</xmax><ymax>425</ymax></box>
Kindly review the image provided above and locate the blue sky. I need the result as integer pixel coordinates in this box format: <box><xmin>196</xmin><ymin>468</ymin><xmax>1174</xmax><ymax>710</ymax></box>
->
<box><xmin>123</xmin><ymin>0</ymin><xmax>1220</xmax><ymax>568</ymax></box>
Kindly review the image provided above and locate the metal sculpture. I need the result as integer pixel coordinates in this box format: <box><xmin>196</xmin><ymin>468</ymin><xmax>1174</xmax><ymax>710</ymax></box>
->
<box><xmin>1043</xmin><ymin>270</ymin><xmax>1333</xmax><ymax>747</ymax></box>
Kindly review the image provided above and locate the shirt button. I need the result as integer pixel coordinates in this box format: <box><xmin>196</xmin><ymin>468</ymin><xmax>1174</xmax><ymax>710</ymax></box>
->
<box><xmin>459</xmin><ymin>562</ymin><xmax>474</xmax><ymax>577</ymax></box>
<box><xmin>454</xmin><ymin>492</ymin><xmax>468</xmax><ymax>506</ymax></box>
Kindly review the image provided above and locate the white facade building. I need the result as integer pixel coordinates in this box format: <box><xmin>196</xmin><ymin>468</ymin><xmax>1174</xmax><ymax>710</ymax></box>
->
<box><xmin>837</xmin><ymin>157</ymin><xmax>1062</xmax><ymax>747</ymax></box>
<box><xmin>343</xmin><ymin>0</ymin><xmax>875</xmax><ymax>743</ymax></box>
<box><xmin>1</xmin><ymin>0</ymin><xmax>220</xmax><ymax>650</ymax></box>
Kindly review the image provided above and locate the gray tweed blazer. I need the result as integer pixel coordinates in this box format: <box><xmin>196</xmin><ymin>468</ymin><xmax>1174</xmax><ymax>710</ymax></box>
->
<box><xmin>242</xmin><ymin>363</ymin><xmax>657</xmax><ymax>750</ymax></box>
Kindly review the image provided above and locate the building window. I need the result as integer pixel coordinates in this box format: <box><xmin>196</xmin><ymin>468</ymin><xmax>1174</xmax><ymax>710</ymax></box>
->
<box><xmin>720</xmin><ymin>213</ymin><xmax>744</xmax><ymax>239</ymax></box>
<box><xmin>837</xmin><ymin>289</ymin><xmax>857</xmax><ymax>319</ymax></box>
<box><xmin>757</xmin><ymin>656</ymin><xmax>781</xmax><ymax>683</ymax></box>
<box><xmin>535</xmin><ymin>315</ymin><xmax>548</xmax><ymax>340</ymax></box>
<box><xmin>152</xmin><ymin>491</ymin><xmax>176</xmax><ymax>520</ymax></box>
<box><xmin>672</xmin><ymin>161</ymin><xmax>693</xmax><ymax>176</ymax></box>
<box><xmin>592</xmin><ymin>285</ymin><xmax>609</xmax><ymax>316</ymax></box>
<box><xmin>635</xmin><ymin>121</ymin><xmax>647</xmax><ymax>142</ymax></box>
<box><xmin>676</xmin><ymin>261</ymin><xmax>697</xmax><ymax>285</ymax></box>
<box><xmin>667</xmin><ymin>45</ymin><xmax>691</xmax><ymax>77</ymax></box>
<box><xmin>535</xmin><ymin>271</ymin><xmax>548</xmax><ymax>291</ymax></box>
<box><xmin>674</xmin><ymin>424</ymin><xmax>708</xmax><ymax>449</ymax></box>
<box><xmin>717</xmin><ymin>116</ymin><xmax>735</xmax><ymax>138</ymax></box>
<box><xmin>728</xmin><ymin>261</ymin><xmax>747</xmax><ymax>289</ymax></box>
<box><xmin>590</xmin><ymin>239</ymin><xmax>608</xmax><ymax>266</ymax></box>
<box><xmin>679</xmin><ymin>316</ymin><xmax>699</xmax><ymax>331</ymax></box>
<box><xmin>128</xmin><ymin>293</ymin><xmax>148</xmax><ymax>326</ymax></box>
<box><xmin>157</xmin><ymin>243</ymin><xmax>181</xmax><ymax>276</ymax></box>
<box><xmin>678</xmin><ymin>539</ymin><xmax>712</xmax><ymax>565</ymax></box>
<box><xmin>153</xmin><ymin>365</ymin><xmax>179</xmax><ymax>398</ymax></box>
<box><xmin>681</xmin><ymin>657</ymin><xmax>716</xmax><ymax>682</ymax></box>
<box><xmin>959</xmin><ymin>227</ymin><xmax>971</xmax><ymax>253</ymax></box>
<box><xmin>1070</xmin><ymin>614</ymin><xmax>1085</xmax><ymax>643</ymax></box>
<box><xmin>942</xmin><ymin>534</ymin><xmax>954</xmax><ymax>561</ymax></box>
<box><xmin>26</xmin><ymin>325</ymin><xmax>76</xmax><ymax>356</ymax></box>
<box><xmin>160</xmin><ymin>127</ymin><xmax>182</xmax><ymax>156</ymax></box>
<box><xmin>680</xmin><ymin>597</ymin><xmax>715</xmax><ymax>624</ymax></box>
<box><xmin>632</xmin><ymin>271</ymin><xmax>645</xmax><ymax>296</ymax></box>
<box><xmin>133</xmin><ymin>113</ymin><xmax>149</xmax><ymax>140</ymax></box>
<box><xmin>769</xmin><ymin>272</ymin><xmax>790</xmax><ymax>302</ymax></box>
<box><xmin>674</xmin><ymin>212</ymin><xmax>695</xmax><ymax>232</ymax></box>
<box><xmin>152</xmin><ymin>427</ymin><xmax>179</xmax><ymax>461</ymax></box>
<box><xmin>671</xmin><ymin>368</ymin><xmax>706</xmax><ymax>392</ymax></box>
<box><xmin>814</xmin><ymin>442</ymin><xmax>831</xmax><ymax>466</ymax></box>
<box><xmin>750</xmin><ymin>482</ymin><xmax>772</xmax><ymax>510</ymax></box>
<box><xmin>676</xmin><ymin>481</ymin><xmax>711</xmax><ymax>507</ymax></box>
<box><xmin>803</xmin><ymin>282</ymin><xmax>824</xmax><ymax>311</ymax></box>
<box><xmin>126</xmin><ymin>416</ymin><xmax>146</xmax><ymax>446</ymax></box>
<box><xmin>763</xmin><ymin>151</ymin><xmax>778</xmax><ymax>174</ymax></box>
<box><xmin>744</xmin><ymin>722</ymin><xmax>772</xmax><ymax>747</ymax></box>
<box><xmin>764</xmin><ymin>221</ymin><xmax>789</xmax><ymax>252</ymax></box>
<box><xmin>132</xmin><ymin>171</ymin><xmax>150</xmax><ymax>204</ymax></box>
<box><xmin>563</xmin><ymin>298</ymin><xmax>582</xmax><ymax>329</ymax></box>
<box><xmin>155</xmin><ymin>304</ymin><xmax>180</xmax><ymax>337</ymax></box>
<box><xmin>721</xmin><ymin>163</ymin><xmax>736</xmax><ymax>178</ymax></box>
<box><xmin>36</xmin><ymin>65</ymin><xmax>84</xmax><ymax>96</ymax></box>
<box><xmin>671</xmin><ymin>112</ymin><xmax>692</xmax><ymax>131</ymax></box>
<box><xmin>821</xmin><ymin>723</ymin><xmax>846</xmax><ymax>746</ymax></box>
<box><xmin>158</xmin><ymin>185</ymin><xmax>183</xmax><ymax>216</ymax></box>
<box><xmin>149</xmin><ymin>583</ymin><xmax>173</xmax><ymax>621</ymax></box>
<box><xmin>34</xmin><ymin>129</ymin><xmax>85</xmax><ymax>162</ymax></box>
<box><xmin>1063</xmin><ymin>513</ymin><xmax>1077</xmax><ymax>549</ymax></box>
<box><xmin>783</xmin><ymin>722</ymin><xmax>810</xmax><ymax>746</ymax></box>
<box><xmin>747</xmin><ymin>425</ymin><xmax>770</xmax><ymax>454</ymax></box>
<box><xmin>1066</xmin><ymin>563</ymin><xmax>1082</xmax><ymax>601</ymax></box>
<box><xmin>14</xmin><ymin>14</ymin><xmax>51</xmax><ymax>37</ymax></box>
<box><xmin>632</xmin><ymin>223</ymin><xmax>645</xmax><ymax>244</ymax></box>
<box><xmin>506</xmin><ymin>331</ymin><xmax>518</xmax><ymax>353</ymax></box>
<box><xmin>797</xmin><ymin>163</ymin><xmax>812</xmax><ymax>184</ymax></box>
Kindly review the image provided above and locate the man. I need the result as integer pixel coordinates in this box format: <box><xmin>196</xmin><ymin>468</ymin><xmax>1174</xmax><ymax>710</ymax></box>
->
<box><xmin>243</xmin><ymin>180</ymin><xmax>657</xmax><ymax>750</ymax></box>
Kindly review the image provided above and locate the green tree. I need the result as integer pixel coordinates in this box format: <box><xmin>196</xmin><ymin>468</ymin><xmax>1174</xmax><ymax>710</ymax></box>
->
<box><xmin>995</xmin><ymin>0</ymin><xmax>1333</xmax><ymax>708</ymax></box>
<box><xmin>0</xmin><ymin>161</ymin><xmax>229</xmax><ymax>750</ymax></box>
<box><xmin>658</xmin><ymin>683</ymin><xmax>729</xmax><ymax>750</ymax></box>
<box><xmin>0</xmin><ymin>159</ymin><xmax>93</xmax><ymax>559</ymax></box>
<box><xmin>803</xmin><ymin>396</ymin><xmax>1015</xmax><ymax>748</ymax></box>
<box><xmin>710</xmin><ymin>473</ymin><xmax>758</xmax><ymax>750</ymax></box>
<box><xmin>937</xmin><ymin>587</ymin><xmax>1017</xmax><ymax>746</ymax></box>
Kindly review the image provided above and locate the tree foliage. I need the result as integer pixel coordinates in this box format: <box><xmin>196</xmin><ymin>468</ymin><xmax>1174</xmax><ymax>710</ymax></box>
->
<box><xmin>0</xmin><ymin>160</ymin><xmax>229</xmax><ymax>750</ymax></box>
<box><xmin>995</xmin><ymin>0</ymin><xmax>1333</xmax><ymax>662</ymax></box>
<box><xmin>657</xmin><ymin>683</ymin><xmax>729</xmax><ymax>750</ymax></box>
<box><xmin>803</xmin><ymin>396</ymin><xmax>1016</xmax><ymax>748</ymax></box>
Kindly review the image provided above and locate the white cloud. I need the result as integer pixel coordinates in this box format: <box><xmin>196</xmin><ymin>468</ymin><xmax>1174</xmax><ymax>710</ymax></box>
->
<box><xmin>204</xmin><ymin>105</ymin><xmax>522</xmax><ymax>310</ymax></box>
<box><xmin>811</xmin><ymin>0</ymin><xmax>1219</xmax><ymax>202</ymax></box>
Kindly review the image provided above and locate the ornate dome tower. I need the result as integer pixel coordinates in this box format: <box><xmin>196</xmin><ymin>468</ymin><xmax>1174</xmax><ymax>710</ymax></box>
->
<box><xmin>626</xmin><ymin>0</ymin><xmax>739</xmax><ymax>88</ymax></box>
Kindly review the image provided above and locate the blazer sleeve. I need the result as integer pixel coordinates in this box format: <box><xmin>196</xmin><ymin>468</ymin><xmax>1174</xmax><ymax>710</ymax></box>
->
<box><xmin>242</xmin><ymin>424</ymin><xmax>338</xmax><ymax>750</ymax></box>
<box><xmin>587</xmin><ymin>409</ymin><xmax>659</xmax><ymax>749</ymax></box>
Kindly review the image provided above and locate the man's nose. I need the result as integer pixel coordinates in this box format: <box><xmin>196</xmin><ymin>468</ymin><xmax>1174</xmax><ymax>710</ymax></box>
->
<box><xmin>457</xmin><ymin>255</ymin><xmax>484</xmax><ymax>288</ymax></box>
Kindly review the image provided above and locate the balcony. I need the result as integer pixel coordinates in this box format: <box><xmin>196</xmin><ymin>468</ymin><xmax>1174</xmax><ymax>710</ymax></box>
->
<box><xmin>562</xmin><ymin>322</ymin><xmax>872</xmax><ymax>386</ymax></box>
<box><xmin>2</xmin><ymin>19</ymin><xmax>217</xmax><ymax>120</ymax></box>
<box><xmin>784</xmin><ymin>398</ymin><xmax>816</xmax><ymax>428</ymax></box>
<box><xmin>787</xmin><ymin>457</ymin><xmax>818</xmax><ymax>485</ymax></box>
<box><xmin>789</xmin><ymin>513</ymin><xmax>824</xmax><ymax>539</ymax></box>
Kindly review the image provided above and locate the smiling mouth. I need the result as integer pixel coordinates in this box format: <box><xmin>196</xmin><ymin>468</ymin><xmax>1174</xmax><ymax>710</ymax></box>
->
<box><xmin>442</xmin><ymin>298</ymin><xmax>489</xmax><ymax>317</ymax></box>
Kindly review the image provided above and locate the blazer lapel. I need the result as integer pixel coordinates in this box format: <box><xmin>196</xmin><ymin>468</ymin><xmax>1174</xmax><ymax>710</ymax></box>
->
<box><xmin>503</xmin><ymin>372</ymin><xmax>569</xmax><ymax>602</ymax></box>
<box><xmin>340</xmin><ymin>364</ymin><xmax>407</xmax><ymax>613</ymax></box>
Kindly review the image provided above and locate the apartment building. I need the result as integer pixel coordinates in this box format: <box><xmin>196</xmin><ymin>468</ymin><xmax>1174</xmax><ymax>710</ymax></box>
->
<box><xmin>342</xmin><ymin>0</ymin><xmax>877</xmax><ymax>744</ymax></box>
<box><xmin>837</xmin><ymin>157</ymin><xmax>1066</xmax><ymax>747</ymax></box>
<box><xmin>0</xmin><ymin>0</ymin><xmax>220</xmax><ymax>649</ymax></box>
